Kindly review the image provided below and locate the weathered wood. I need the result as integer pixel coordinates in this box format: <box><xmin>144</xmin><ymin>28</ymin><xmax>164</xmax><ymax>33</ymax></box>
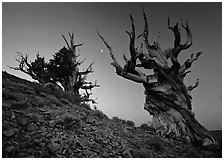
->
<box><xmin>98</xmin><ymin>8</ymin><xmax>217</xmax><ymax>148</ymax></box>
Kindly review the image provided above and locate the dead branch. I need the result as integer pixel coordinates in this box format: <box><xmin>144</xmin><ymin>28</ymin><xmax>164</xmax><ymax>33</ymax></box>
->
<box><xmin>168</xmin><ymin>17</ymin><xmax>193</xmax><ymax>69</ymax></box>
<box><xmin>187</xmin><ymin>79</ymin><xmax>199</xmax><ymax>94</ymax></box>
<box><xmin>181</xmin><ymin>18</ymin><xmax>193</xmax><ymax>48</ymax></box>
<box><xmin>179</xmin><ymin>52</ymin><xmax>202</xmax><ymax>75</ymax></box>
<box><xmin>97</xmin><ymin>28</ymin><xmax>157</xmax><ymax>84</ymax></box>
<box><xmin>61</xmin><ymin>34</ymin><xmax>70</xmax><ymax>49</ymax></box>
<box><xmin>79</xmin><ymin>62</ymin><xmax>94</xmax><ymax>75</ymax></box>
<box><xmin>124</xmin><ymin>14</ymin><xmax>137</xmax><ymax>74</ymax></box>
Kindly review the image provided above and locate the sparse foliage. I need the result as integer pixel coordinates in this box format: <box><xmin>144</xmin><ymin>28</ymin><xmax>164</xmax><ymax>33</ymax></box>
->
<box><xmin>10</xmin><ymin>33</ymin><xmax>99</xmax><ymax>104</ymax></box>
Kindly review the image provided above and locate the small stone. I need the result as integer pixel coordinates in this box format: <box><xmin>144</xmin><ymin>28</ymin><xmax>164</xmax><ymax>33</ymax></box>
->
<box><xmin>48</xmin><ymin>121</ymin><xmax>55</xmax><ymax>128</ymax></box>
<box><xmin>12</xmin><ymin>100</ymin><xmax>29</xmax><ymax>109</ymax></box>
<box><xmin>47</xmin><ymin>142</ymin><xmax>61</xmax><ymax>153</ymax></box>
<box><xmin>101</xmin><ymin>151</ymin><xmax>110</xmax><ymax>158</ymax></box>
<box><xmin>39</xmin><ymin>108</ymin><xmax>48</xmax><ymax>112</ymax></box>
<box><xmin>6</xmin><ymin>146</ymin><xmax>15</xmax><ymax>153</ymax></box>
<box><xmin>10</xmin><ymin>122</ymin><xmax>18</xmax><ymax>128</ymax></box>
<box><xmin>83</xmin><ymin>150</ymin><xmax>93</xmax><ymax>157</ymax></box>
<box><xmin>40</xmin><ymin>143</ymin><xmax>45</xmax><ymax>147</ymax></box>
<box><xmin>3</xmin><ymin>129</ymin><xmax>16</xmax><ymax>137</ymax></box>
<box><xmin>29</xmin><ymin>112</ymin><xmax>44</xmax><ymax>122</ymax></box>
<box><xmin>68</xmin><ymin>149</ymin><xmax>73</xmax><ymax>155</ymax></box>
<box><xmin>60</xmin><ymin>98</ymin><xmax>70</xmax><ymax>105</ymax></box>
<box><xmin>72</xmin><ymin>143</ymin><xmax>77</xmax><ymax>150</ymax></box>
<box><xmin>2</xmin><ymin>103</ymin><xmax>11</xmax><ymax>108</ymax></box>
<box><xmin>122</xmin><ymin>148</ymin><xmax>132</xmax><ymax>158</ymax></box>
<box><xmin>27</xmin><ymin>123</ymin><xmax>38</xmax><ymax>131</ymax></box>
<box><xmin>113</xmin><ymin>142</ymin><xmax>119</xmax><ymax>146</ymax></box>
<box><xmin>40</xmin><ymin>126</ymin><xmax>47</xmax><ymax>132</ymax></box>
<box><xmin>77</xmin><ymin>140</ymin><xmax>87</xmax><ymax>149</ymax></box>
<box><xmin>39</xmin><ymin>92</ymin><xmax>47</xmax><ymax>97</ymax></box>
<box><xmin>14</xmin><ymin>109</ymin><xmax>25</xmax><ymax>114</ymax></box>
<box><xmin>17</xmin><ymin>153</ymin><xmax>26</xmax><ymax>157</ymax></box>
<box><xmin>17</xmin><ymin>117</ymin><xmax>28</xmax><ymax>125</ymax></box>
<box><xmin>27</xmin><ymin>148</ymin><xmax>33</xmax><ymax>153</ymax></box>
<box><xmin>106</xmin><ymin>145</ymin><xmax>112</xmax><ymax>150</ymax></box>
<box><xmin>11</xmin><ymin>113</ymin><xmax>16</xmax><ymax>119</ymax></box>
<box><xmin>50</xmin><ymin>137</ymin><xmax>59</xmax><ymax>142</ymax></box>
<box><xmin>20</xmin><ymin>142</ymin><xmax>27</xmax><ymax>149</ymax></box>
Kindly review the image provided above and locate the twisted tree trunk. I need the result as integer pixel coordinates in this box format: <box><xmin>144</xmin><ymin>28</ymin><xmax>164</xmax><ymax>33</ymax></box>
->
<box><xmin>97</xmin><ymin>8</ymin><xmax>217</xmax><ymax>148</ymax></box>
<box><xmin>61</xmin><ymin>33</ymin><xmax>99</xmax><ymax>96</ymax></box>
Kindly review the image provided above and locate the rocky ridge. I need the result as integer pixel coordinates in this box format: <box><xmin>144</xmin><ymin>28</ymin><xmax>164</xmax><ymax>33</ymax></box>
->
<box><xmin>2</xmin><ymin>71</ymin><xmax>220</xmax><ymax>157</ymax></box>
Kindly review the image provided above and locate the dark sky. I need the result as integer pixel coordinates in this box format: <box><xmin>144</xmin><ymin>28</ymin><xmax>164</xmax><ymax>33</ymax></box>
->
<box><xmin>2</xmin><ymin>2</ymin><xmax>222</xmax><ymax>130</ymax></box>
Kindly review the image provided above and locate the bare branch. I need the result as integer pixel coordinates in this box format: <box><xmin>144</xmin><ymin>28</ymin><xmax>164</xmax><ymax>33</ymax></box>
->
<box><xmin>142</xmin><ymin>7</ymin><xmax>149</xmax><ymax>42</ymax></box>
<box><xmin>81</xmin><ymin>80</ymin><xmax>100</xmax><ymax>90</ymax></box>
<box><xmin>167</xmin><ymin>17</ymin><xmax>182</xmax><ymax>69</ymax></box>
<box><xmin>61</xmin><ymin>34</ymin><xmax>70</xmax><ymax>49</ymax></box>
<box><xmin>138</xmin><ymin>11</ymin><xmax>168</xmax><ymax>69</ymax></box>
<box><xmin>181</xmin><ymin>70</ymin><xmax>191</xmax><ymax>78</ymax></box>
<box><xmin>73</xmin><ymin>43</ymin><xmax>83</xmax><ymax>49</ymax></box>
<box><xmin>124</xmin><ymin>14</ymin><xmax>139</xmax><ymax>74</ymax></box>
<box><xmin>179</xmin><ymin>52</ymin><xmax>202</xmax><ymax>75</ymax></box>
<box><xmin>96</xmin><ymin>27</ymin><xmax>122</xmax><ymax>71</ymax></box>
<box><xmin>9</xmin><ymin>52</ymin><xmax>46</xmax><ymax>84</ymax></box>
<box><xmin>68</xmin><ymin>32</ymin><xmax>74</xmax><ymax>48</ymax></box>
<box><xmin>123</xmin><ymin>54</ymin><xmax>128</xmax><ymax>63</ymax></box>
<box><xmin>181</xmin><ymin>18</ymin><xmax>193</xmax><ymax>48</ymax></box>
<box><xmin>187</xmin><ymin>79</ymin><xmax>199</xmax><ymax>94</ymax></box>
<box><xmin>9</xmin><ymin>52</ymin><xmax>30</xmax><ymax>73</ymax></box>
<box><xmin>97</xmin><ymin>28</ymin><xmax>156</xmax><ymax>84</ymax></box>
<box><xmin>79</xmin><ymin>62</ymin><xmax>94</xmax><ymax>75</ymax></box>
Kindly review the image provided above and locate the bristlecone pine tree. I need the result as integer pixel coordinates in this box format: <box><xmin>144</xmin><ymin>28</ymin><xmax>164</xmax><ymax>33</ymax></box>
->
<box><xmin>97</xmin><ymin>8</ymin><xmax>217</xmax><ymax>147</ymax></box>
<box><xmin>10</xmin><ymin>33</ymin><xmax>99</xmax><ymax>103</ymax></box>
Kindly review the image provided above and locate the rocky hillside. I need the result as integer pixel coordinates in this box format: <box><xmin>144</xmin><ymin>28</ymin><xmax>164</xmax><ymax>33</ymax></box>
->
<box><xmin>2</xmin><ymin>71</ymin><xmax>221</xmax><ymax>158</ymax></box>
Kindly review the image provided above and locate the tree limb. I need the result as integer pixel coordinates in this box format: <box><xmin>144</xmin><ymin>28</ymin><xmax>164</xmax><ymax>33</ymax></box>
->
<box><xmin>187</xmin><ymin>79</ymin><xmax>199</xmax><ymax>94</ymax></box>
<box><xmin>179</xmin><ymin>52</ymin><xmax>202</xmax><ymax>75</ymax></box>
<box><xmin>81</xmin><ymin>80</ymin><xmax>100</xmax><ymax>90</ymax></box>
<box><xmin>168</xmin><ymin>18</ymin><xmax>193</xmax><ymax>69</ymax></box>
<box><xmin>168</xmin><ymin>16</ymin><xmax>181</xmax><ymax>48</ymax></box>
<box><xmin>97</xmin><ymin>28</ymin><xmax>158</xmax><ymax>84</ymax></box>
<box><xmin>125</xmin><ymin>14</ymin><xmax>137</xmax><ymax>72</ymax></box>
<box><xmin>61</xmin><ymin>34</ymin><xmax>70</xmax><ymax>49</ymax></box>
<box><xmin>79</xmin><ymin>62</ymin><xmax>94</xmax><ymax>75</ymax></box>
<box><xmin>181</xmin><ymin>18</ymin><xmax>193</xmax><ymax>48</ymax></box>
<box><xmin>96</xmin><ymin>27</ymin><xmax>123</xmax><ymax>71</ymax></box>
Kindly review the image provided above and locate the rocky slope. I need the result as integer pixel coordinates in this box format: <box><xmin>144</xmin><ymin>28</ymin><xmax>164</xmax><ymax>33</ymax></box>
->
<box><xmin>2</xmin><ymin>71</ymin><xmax>220</xmax><ymax>158</ymax></box>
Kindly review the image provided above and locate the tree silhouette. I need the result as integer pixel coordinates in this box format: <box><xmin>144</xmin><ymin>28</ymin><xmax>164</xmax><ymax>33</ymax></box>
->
<box><xmin>10</xmin><ymin>33</ymin><xmax>99</xmax><ymax>103</ymax></box>
<box><xmin>97</xmin><ymin>8</ymin><xmax>217</xmax><ymax>147</ymax></box>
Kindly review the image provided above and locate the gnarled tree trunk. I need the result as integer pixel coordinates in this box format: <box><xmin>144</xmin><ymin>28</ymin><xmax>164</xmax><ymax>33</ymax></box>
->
<box><xmin>97</xmin><ymin>8</ymin><xmax>217</xmax><ymax>148</ymax></box>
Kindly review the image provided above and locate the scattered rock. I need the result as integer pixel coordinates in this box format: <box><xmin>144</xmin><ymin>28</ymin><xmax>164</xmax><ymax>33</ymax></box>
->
<box><xmin>14</xmin><ymin>109</ymin><xmax>25</xmax><ymax>114</ymax></box>
<box><xmin>101</xmin><ymin>151</ymin><xmax>110</xmax><ymax>158</ymax></box>
<box><xmin>2</xmin><ymin>103</ymin><xmax>11</xmax><ymax>108</ymax></box>
<box><xmin>122</xmin><ymin>148</ymin><xmax>132</xmax><ymax>158</ymax></box>
<box><xmin>60</xmin><ymin>98</ymin><xmax>71</xmax><ymax>105</ymax></box>
<box><xmin>27</xmin><ymin>123</ymin><xmax>38</xmax><ymax>131</ymax></box>
<box><xmin>39</xmin><ymin>92</ymin><xmax>47</xmax><ymax>97</ymax></box>
<box><xmin>47</xmin><ymin>142</ymin><xmax>61</xmax><ymax>153</ymax></box>
<box><xmin>17</xmin><ymin>116</ymin><xmax>29</xmax><ymax>125</ymax></box>
<box><xmin>3</xmin><ymin>128</ymin><xmax>18</xmax><ymax>137</ymax></box>
<box><xmin>77</xmin><ymin>140</ymin><xmax>88</xmax><ymax>149</ymax></box>
<box><xmin>6</xmin><ymin>146</ymin><xmax>16</xmax><ymax>153</ymax></box>
<box><xmin>12</xmin><ymin>100</ymin><xmax>29</xmax><ymax>109</ymax></box>
<box><xmin>40</xmin><ymin>143</ymin><xmax>45</xmax><ymax>147</ymax></box>
<box><xmin>2</xmin><ymin>71</ymin><xmax>219</xmax><ymax>158</ymax></box>
<box><xmin>83</xmin><ymin>150</ymin><xmax>93</xmax><ymax>157</ymax></box>
<box><xmin>28</xmin><ymin>112</ymin><xmax>44</xmax><ymax>122</ymax></box>
<box><xmin>39</xmin><ymin>108</ymin><xmax>48</xmax><ymax>112</ymax></box>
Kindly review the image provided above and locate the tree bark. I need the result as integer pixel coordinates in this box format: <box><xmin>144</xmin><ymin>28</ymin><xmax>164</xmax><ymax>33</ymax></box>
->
<box><xmin>97</xmin><ymin>8</ymin><xmax>217</xmax><ymax>148</ymax></box>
